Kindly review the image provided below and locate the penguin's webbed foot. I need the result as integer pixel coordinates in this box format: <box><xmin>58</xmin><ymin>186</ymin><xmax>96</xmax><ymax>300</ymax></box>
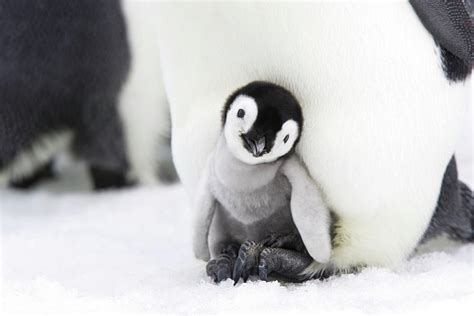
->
<box><xmin>206</xmin><ymin>244</ymin><xmax>239</xmax><ymax>283</ymax></box>
<box><xmin>232</xmin><ymin>233</ymin><xmax>314</xmax><ymax>284</ymax></box>
<box><xmin>258</xmin><ymin>247</ymin><xmax>314</xmax><ymax>282</ymax></box>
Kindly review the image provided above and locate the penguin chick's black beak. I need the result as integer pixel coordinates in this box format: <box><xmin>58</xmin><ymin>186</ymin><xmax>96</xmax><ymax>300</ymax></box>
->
<box><xmin>242</xmin><ymin>135</ymin><xmax>266</xmax><ymax>157</ymax></box>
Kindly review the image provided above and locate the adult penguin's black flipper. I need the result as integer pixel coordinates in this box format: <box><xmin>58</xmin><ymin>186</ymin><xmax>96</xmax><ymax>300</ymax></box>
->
<box><xmin>410</xmin><ymin>0</ymin><xmax>473</xmax><ymax>81</ymax></box>
<box><xmin>423</xmin><ymin>156</ymin><xmax>474</xmax><ymax>243</ymax></box>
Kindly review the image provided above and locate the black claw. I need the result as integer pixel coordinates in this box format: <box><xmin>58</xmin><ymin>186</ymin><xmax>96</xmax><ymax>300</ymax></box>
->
<box><xmin>258</xmin><ymin>263</ymin><xmax>268</xmax><ymax>281</ymax></box>
<box><xmin>232</xmin><ymin>257</ymin><xmax>245</xmax><ymax>285</ymax></box>
<box><xmin>258</xmin><ymin>249</ymin><xmax>273</xmax><ymax>282</ymax></box>
<box><xmin>217</xmin><ymin>268</ymin><xmax>230</xmax><ymax>282</ymax></box>
<box><xmin>242</xmin><ymin>269</ymin><xmax>250</xmax><ymax>283</ymax></box>
<box><xmin>232</xmin><ymin>241</ymin><xmax>265</xmax><ymax>285</ymax></box>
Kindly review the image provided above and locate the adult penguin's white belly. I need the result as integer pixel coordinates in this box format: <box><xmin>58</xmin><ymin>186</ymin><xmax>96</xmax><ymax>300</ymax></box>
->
<box><xmin>155</xmin><ymin>2</ymin><xmax>470</xmax><ymax>269</ymax></box>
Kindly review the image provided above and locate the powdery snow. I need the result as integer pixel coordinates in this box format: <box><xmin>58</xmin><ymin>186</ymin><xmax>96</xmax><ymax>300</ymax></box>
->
<box><xmin>1</xmin><ymin>181</ymin><xmax>472</xmax><ymax>314</ymax></box>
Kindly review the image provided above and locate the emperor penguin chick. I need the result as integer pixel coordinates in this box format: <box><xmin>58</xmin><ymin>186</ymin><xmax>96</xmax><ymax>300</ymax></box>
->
<box><xmin>193</xmin><ymin>81</ymin><xmax>331</xmax><ymax>284</ymax></box>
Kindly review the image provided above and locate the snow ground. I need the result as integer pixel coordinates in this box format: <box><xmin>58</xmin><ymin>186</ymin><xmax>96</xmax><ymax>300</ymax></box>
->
<box><xmin>1</xmin><ymin>182</ymin><xmax>473</xmax><ymax>315</ymax></box>
<box><xmin>1</xmin><ymin>110</ymin><xmax>473</xmax><ymax>314</ymax></box>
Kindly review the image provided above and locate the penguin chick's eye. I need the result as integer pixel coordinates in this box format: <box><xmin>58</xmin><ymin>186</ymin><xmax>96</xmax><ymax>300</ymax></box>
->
<box><xmin>237</xmin><ymin>109</ymin><xmax>245</xmax><ymax>118</ymax></box>
<box><xmin>283</xmin><ymin>134</ymin><xmax>289</xmax><ymax>143</ymax></box>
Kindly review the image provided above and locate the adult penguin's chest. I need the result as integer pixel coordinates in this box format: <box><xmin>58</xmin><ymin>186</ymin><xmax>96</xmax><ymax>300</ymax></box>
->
<box><xmin>293</xmin><ymin>3</ymin><xmax>469</xmax><ymax>267</ymax></box>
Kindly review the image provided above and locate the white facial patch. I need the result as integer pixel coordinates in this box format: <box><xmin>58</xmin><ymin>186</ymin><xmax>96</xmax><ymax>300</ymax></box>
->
<box><xmin>224</xmin><ymin>95</ymin><xmax>259</xmax><ymax>163</ymax></box>
<box><xmin>225</xmin><ymin>95</ymin><xmax>258</xmax><ymax>132</ymax></box>
<box><xmin>224</xmin><ymin>95</ymin><xmax>299</xmax><ymax>165</ymax></box>
<box><xmin>264</xmin><ymin>120</ymin><xmax>299</xmax><ymax>162</ymax></box>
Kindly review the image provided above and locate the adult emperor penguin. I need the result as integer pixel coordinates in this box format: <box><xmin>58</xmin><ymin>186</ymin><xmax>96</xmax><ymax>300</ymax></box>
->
<box><xmin>154</xmin><ymin>0</ymin><xmax>472</xmax><ymax>273</ymax></box>
<box><xmin>194</xmin><ymin>81</ymin><xmax>331</xmax><ymax>283</ymax></box>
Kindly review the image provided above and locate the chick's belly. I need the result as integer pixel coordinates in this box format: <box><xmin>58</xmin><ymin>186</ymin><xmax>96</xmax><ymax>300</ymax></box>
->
<box><xmin>246</xmin><ymin>208</ymin><xmax>298</xmax><ymax>240</ymax></box>
<box><xmin>210</xmin><ymin>204</ymin><xmax>296</xmax><ymax>255</ymax></box>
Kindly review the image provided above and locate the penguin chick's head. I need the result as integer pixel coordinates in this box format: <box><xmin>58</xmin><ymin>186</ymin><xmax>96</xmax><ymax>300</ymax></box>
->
<box><xmin>222</xmin><ymin>81</ymin><xmax>303</xmax><ymax>165</ymax></box>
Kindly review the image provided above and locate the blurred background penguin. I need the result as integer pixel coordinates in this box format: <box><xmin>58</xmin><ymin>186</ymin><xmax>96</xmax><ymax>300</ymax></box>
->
<box><xmin>0</xmin><ymin>0</ymin><xmax>176</xmax><ymax>191</ymax></box>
